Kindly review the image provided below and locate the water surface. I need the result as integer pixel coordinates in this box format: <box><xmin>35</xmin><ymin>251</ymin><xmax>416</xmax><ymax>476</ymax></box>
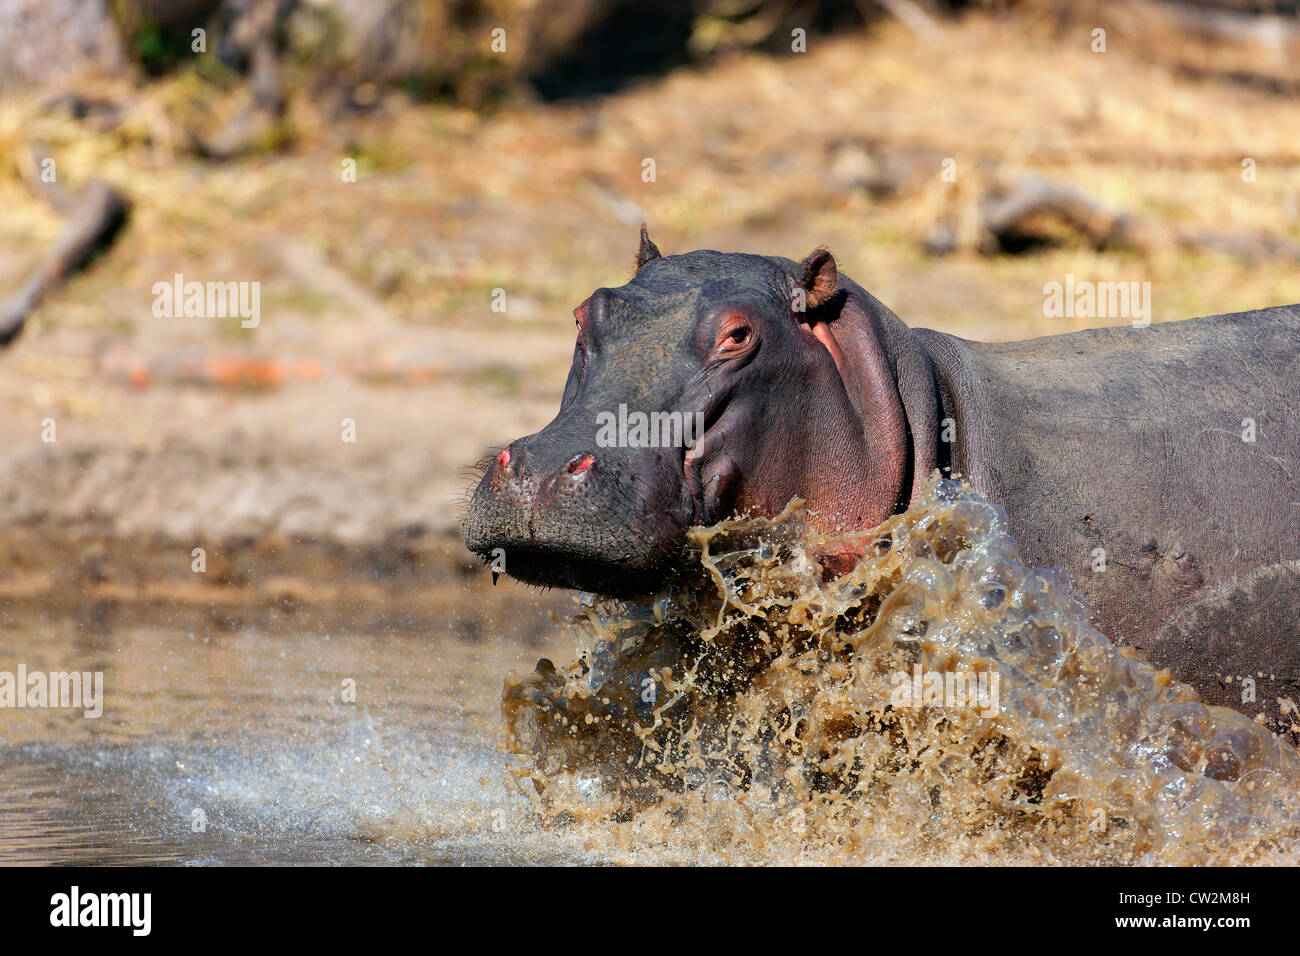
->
<box><xmin>0</xmin><ymin>619</ymin><xmax>601</xmax><ymax>865</ymax></box>
<box><xmin>4</xmin><ymin>481</ymin><xmax>1298</xmax><ymax>866</ymax></box>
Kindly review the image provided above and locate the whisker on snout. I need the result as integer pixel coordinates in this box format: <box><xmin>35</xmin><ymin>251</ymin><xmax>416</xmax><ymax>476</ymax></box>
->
<box><xmin>454</xmin><ymin>449</ymin><xmax>504</xmax><ymax>526</ymax></box>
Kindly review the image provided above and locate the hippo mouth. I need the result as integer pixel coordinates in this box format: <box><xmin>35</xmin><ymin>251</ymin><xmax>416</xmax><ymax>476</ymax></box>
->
<box><xmin>464</xmin><ymin>436</ymin><xmax>706</xmax><ymax>597</ymax></box>
<box><xmin>489</xmin><ymin>541</ymin><xmax>683</xmax><ymax>596</ymax></box>
<box><xmin>513</xmin><ymin>410</ymin><xmax>736</xmax><ymax>595</ymax></box>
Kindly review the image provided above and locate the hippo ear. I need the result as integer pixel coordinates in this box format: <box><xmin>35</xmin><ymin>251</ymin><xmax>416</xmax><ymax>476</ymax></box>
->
<box><xmin>635</xmin><ymin>223</ymin><xmax>662</xmax><ymax>272</ymax></box>
<box><xmin>793</xmin><ymin>248</ymin><xmax>839</xmax><ymax>312</ymax></box>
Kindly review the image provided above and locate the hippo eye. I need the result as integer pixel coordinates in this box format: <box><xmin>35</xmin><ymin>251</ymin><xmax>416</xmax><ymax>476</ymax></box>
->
<box><xmin>716</xmin><ymin>321</ymin><xmax>753</xmax><ymax>353</ymax></box>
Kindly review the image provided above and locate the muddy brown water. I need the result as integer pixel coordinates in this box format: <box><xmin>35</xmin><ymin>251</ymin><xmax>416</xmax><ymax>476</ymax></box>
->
<box><xmin>0</xmin><ymin>604</ymin><xmax>601</xmax><ymax>865</ymax></box>
<box><xmin>2</xmin><ymin>480</ymin><xmax>1298</xmax><ymax>865</ymax></box>
<box><xmin>502</xmin><ymin>480</ymin><xmax>1300</xmax><ymax>865</ymax></box>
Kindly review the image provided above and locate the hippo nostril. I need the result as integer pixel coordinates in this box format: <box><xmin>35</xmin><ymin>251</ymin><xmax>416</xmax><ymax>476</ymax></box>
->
<box><xmin>566</xmin><ymin>453</ymin><xmax>595</xmax><ymax>476</ymax></box>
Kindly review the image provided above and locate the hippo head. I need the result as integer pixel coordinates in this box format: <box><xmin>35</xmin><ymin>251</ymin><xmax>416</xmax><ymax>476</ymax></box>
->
<box><xmin>463</xmin><ymin>228</ymin><xmax>939</xmax><ymax>595</ymax></box>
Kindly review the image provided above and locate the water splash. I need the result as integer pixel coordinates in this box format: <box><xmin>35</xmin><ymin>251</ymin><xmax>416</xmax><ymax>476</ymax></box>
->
<box><xmin>502</xmin><ymin>477</ymin><xmax>1300</xmax><ymax>864</ymax></box>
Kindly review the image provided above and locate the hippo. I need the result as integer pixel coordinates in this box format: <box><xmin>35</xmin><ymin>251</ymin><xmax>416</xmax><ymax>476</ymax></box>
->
<box><xmin>465</xmin><ymin>227</ymin><xmax>1300</xmax><ymax>713</ymax></box>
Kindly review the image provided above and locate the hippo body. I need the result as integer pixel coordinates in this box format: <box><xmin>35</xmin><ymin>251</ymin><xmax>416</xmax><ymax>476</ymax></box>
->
<box><xmin>465</xmin><ymin>236</ymin><xmax>1300</xmax><ymax>713</ymax></box>
<box><xmin>918</xmin><ymin>304</ymin><xmax>1300</xmax><ymax>709</ymax></box>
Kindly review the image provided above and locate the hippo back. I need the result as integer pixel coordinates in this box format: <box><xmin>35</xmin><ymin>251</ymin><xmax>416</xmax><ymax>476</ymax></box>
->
<box><xmin>917</xmin><ymin>305</ymin><xmax>1300</xmax><ymax>708</ymax></box>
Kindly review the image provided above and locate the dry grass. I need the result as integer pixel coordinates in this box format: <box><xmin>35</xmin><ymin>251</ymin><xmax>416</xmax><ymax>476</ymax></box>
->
<box><xmin>4</xmin><ymin>10</ymin><xmax>1298</xmax><ymax>350</ymax></box>
<box><xmin>0</xmin><ymin>8</ymin><xmax>1297</xmax><ymax>545</ymax></box>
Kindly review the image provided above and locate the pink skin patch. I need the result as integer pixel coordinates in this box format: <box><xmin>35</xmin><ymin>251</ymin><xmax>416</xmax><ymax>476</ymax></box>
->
<box><xmin>497</xmin><ymin>448</ymin><xmax>511</xmax><ymax>469</ymax></box>
<box><xmin>567</xmin><ymin>453</ymin><xmax>594</xmax><ymax>475</ymax></box>
<box><xmin>809</xmin><ymin>321</ymin><xmax>847</xmax><ymax>377</ymax></box>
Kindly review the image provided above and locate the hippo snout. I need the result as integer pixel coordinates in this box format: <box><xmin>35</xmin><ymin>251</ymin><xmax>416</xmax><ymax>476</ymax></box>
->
<box><xmin>463</xmin><ymin>437</ymin><xmax>690</xmax><ymax>595</ymax></box>
<box><xmin>484</xmin><ymin>442</ymin><xmax>601</xmax><ymax>505</ymax></box>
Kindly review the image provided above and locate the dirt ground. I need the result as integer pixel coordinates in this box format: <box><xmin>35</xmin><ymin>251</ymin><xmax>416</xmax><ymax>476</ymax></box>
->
<box><xmin>1</xmin><ymin>10</ymin><xmax>1298</xmax><ymax>629</ymax></box>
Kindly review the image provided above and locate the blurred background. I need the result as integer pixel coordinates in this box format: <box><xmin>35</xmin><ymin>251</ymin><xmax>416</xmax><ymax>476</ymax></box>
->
<box><xmin>0</xmin><ymin>0</ymin><xmax>1298</xmax><ymax>633</ymax></box>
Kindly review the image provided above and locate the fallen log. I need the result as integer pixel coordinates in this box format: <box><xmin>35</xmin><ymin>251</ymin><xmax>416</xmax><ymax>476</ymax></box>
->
<box><xmin>0</xmin><ymin>180</ymin><xmax>131</xmax><ymax>347</ymax></box>
<box><xmin>977</xmin><ymin>175</ymin><xmax>1155</xmax><ymax>252</ymax></box>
